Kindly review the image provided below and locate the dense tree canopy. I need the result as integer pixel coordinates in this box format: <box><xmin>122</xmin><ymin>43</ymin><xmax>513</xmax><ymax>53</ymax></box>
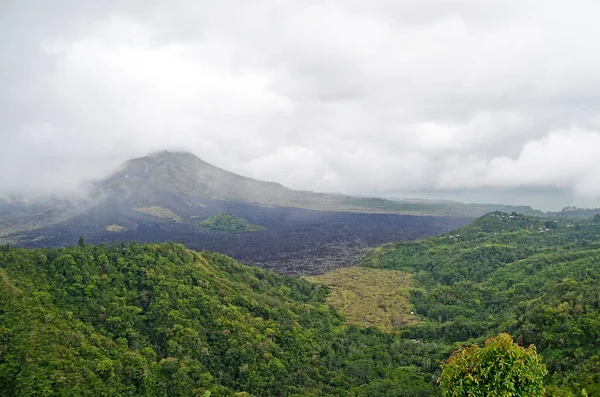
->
<box><xmin>0</xmin><ymin>242</ymin><xmax>437</xmax><ymax>396</ymax></box>
<box><xmin>439</xmin><ymin>333</ymin><xmax>547</xmax><ymax>396</ymax></box>
<box><xmin>4</xmin><ymin>210</ymin><xmax>600</xmax><ymax>395</ymax></box>
<box><xmin>362</xmin><ymin>211</ymin><xmax>600</xmax><ymax>395</ymax></box>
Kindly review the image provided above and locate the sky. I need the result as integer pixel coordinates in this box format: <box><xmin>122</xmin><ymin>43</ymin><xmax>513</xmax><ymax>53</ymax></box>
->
<box><xmin>2</xmin><ymin>0</ymin><xmax>600</xmax><ymax>210</ymax></box>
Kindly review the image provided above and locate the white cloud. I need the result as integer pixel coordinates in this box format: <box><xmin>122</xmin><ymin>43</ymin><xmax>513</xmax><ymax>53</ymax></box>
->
<box><xmin>437</xmin><ymin>128</ymin><xmax>600</xmax><ymax>198</ymax></box>
<box><xmin>3</xmin><ymin>0</ymin><xmax>600</xmax><ymax>208</ymax></box>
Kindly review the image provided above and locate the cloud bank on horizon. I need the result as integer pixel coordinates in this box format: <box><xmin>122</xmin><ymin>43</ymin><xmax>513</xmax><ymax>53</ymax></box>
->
<box><xmin>2</xmin><ymin>0</ymin><xmax>600</xmax><ymax>209</ymax></box>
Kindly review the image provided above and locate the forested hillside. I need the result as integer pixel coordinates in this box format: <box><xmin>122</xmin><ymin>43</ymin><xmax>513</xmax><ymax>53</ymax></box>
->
<box><xmin>0</xmin><ymin>242</ymin><xmax>440</xmax><ymax>396</ymax></box>
<box><xmin>4</xmin><ymin>211</ymin><xmax>600</xmax><ymax>395</ymax></box>
<box><xmin>362</xmin><ymin>211</ymin><xmax>600</xmax><ymax>396</ymax></box>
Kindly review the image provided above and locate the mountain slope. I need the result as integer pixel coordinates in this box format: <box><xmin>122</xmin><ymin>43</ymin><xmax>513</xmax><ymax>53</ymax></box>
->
<box><xmin>0</xmin><ymin>151</ymin><xmax>373</xmax><ymax>243</ymax></box>
<box><xmin>95</xmin><ymin>151</ymin><xmax>294</xmax><ymax>204</ymax></box>
<box><xmin>0</xmin><ymin>151</ymin><xmax>544</xmax><ymax>240</ymax></box>
<box><xmin>92</xmin><ymin>151</ymin><xmax>545</xmax><ymax>215</ymax></box>
<box><xmin>0</xmin><ymin>151</ymin><xmax>473</xmax><ymax>274</ymax></box>
<box><xmin>93</xmin><ymin>151</ymin><xmax>367</xmax><ymax>212</ymax></box>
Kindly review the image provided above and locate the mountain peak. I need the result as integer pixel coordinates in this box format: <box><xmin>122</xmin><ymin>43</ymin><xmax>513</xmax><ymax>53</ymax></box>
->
<box><xmin>146</xmin><ymin>150</ymin><xmax>201</xmax><ymax>160</ymax></box>
<box><xmin>126</xmin><ymin>150</ymin><xmax>208</xmax><ymax>169</ymax></box>
<box><xmin>95</xmin><ymin>150</ymin><xmax>291</xmax><ymax>204</ymax></box>
<box><xmin>150</xmin><ymin>150</ymin><xmax>192</xmax><ymax>156</ymax></box>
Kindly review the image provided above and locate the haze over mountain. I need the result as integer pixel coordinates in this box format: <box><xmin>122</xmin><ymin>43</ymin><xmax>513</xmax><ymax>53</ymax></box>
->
<box><xmin>0</xmin><ymin>151</ymin><xmax>478</xmax><ymax>273</ymax></box>
<box><xmin>92</xmin><ymin>151</ymin><xmax>360</xmax><ymax>210</ymax></box>
<box><xmin>4</xmin><ymin>1</ymin><xmax>600</xmax><ymax>209</ymax></box>
<box><xmin>5</xmin><ymin>2</ymin><xmax>600</xmax><ymax>396</ymax></box>
<box><xmin>2</xmin><ymin>150</ymin><xmax>597</xmax><ymax>275</ymax></box>
<box><xmin>0</xmin><ymin>151</ymin><xmax>540</xmax><ymax>235</ymax></box>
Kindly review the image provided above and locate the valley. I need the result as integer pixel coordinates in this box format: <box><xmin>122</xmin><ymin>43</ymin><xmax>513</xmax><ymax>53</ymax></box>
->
<box><xmin>4</xmin><ymin>210</ymin><xmax>600</xmax><ymax>395</ymax></box>
<box><xmin>1</xmin><ymin>151</ymin><xmax>470</xmax><ymax>274</ymax></box>
<box><xmin>3</xmin><ymin>151</ymin><xmax>600</xmax><ymax>395</ymax></box>
<box><xmin>8</xmin><ymin>199</ymin><xmax>469</xmax><ymax>274</ymax></box>
<box><xmin>4</xmin><ymin>1</ymin><xmax>598</xmax><ymax>394</ymax></box>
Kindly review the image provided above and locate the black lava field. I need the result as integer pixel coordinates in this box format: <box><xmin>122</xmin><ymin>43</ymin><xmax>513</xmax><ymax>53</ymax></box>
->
<box><xmin>13</xmin><ymin>200</ymin><xmax>470</xmax><ymax>274</ymax></box>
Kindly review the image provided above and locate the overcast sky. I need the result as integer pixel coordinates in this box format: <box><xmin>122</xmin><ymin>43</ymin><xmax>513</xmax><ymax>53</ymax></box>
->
<box><xmin>2</xmin><ymin>0</ymin><xmax>600</xmax><ymax>209</ymax></box>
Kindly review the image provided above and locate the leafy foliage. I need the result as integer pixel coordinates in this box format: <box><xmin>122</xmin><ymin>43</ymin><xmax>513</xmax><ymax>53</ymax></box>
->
<box><xmin>6</xmin><ymin>209</ymin><xmax>600</xmax><ymax>395</ymax></box>
<box><xmin>0</xmin><ymin>242</ymin><xmax>437</xmax><ymax>396</ymax></box>
<box><xmin>440</xmin><ymin>333</ymin><xmax>547</xmax><ymax>396</ymax></box>
<box><xmin>198</xmin><ymin>213</ymin><xmax>266</xmax><ymax>232</ymax></box>
<box><xmin>362</xmin><ymin>211</ymin><xmax>600</xmax><ymax>395</ymax></box>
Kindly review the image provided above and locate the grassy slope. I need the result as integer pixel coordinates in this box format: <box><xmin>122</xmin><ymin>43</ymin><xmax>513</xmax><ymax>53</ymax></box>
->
<box><xmin>133</xmin><ymin>205</ymin><xmax>183</xmax><ymax>222</ymax></box>
<box><xmin>305</xmin><ymin>267</ymin><xmax>417</xmax><ymax>331</ymax></box>
<box><xmin>105</xmin><ymin>224</ymin><xmax>125</xmax><ymax>232</ymax></box>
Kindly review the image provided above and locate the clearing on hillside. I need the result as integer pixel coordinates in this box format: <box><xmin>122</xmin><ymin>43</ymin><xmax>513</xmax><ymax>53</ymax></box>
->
<box><xmin>133</xmin><ymin>205</ymin><xmax>183</xmax><ymax>222</ymax></box>
<box><xmin>306</xmin><ymin>267</ymin><xmax>417</xmax><ymax>331</ymax></box>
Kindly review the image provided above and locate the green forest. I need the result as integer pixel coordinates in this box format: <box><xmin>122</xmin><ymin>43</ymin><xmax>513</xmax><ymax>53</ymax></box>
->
<box><xmin>362</xmin><ymin>211</ymin><xmax>600</xmax><ymax>396</ymax></box>
<box><xmin>2</xmin><ymin>211</ymin><xmax>600</xmax><ymax>395</ymax></box>
<box><xmin>0</xmin><ymin>242</ymin><xmax>437</xmax><ymax>396</ymax></box>
<box><xmin>198</xmin><ymin>213</ymin><xmax>266</xmax><ymax>232</ymax></box>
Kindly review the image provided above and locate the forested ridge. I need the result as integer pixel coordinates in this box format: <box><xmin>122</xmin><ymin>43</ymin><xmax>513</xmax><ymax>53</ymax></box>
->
<box><xmin>362</xmin><ymin>211</ymin><xmax>600</xmax><ymax>396</ymax></box>
<box><xmin>0</xmin><ymin>242</ymin><xmax>439</xmax><ymax>396</ymax></box>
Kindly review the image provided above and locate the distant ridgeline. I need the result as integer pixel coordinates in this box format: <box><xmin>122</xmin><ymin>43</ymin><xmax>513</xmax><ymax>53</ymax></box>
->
<box><xmin>0</xmin><ymin>242</ymin><xmax>438</xmax><ymax>396</ymax></box>
<box><xmin>344</xmin><ymin>197</ymin><xmax>545</xmax><ymax>217</ymax></box>
<box><xmin>361</xmin><ymin>210</ymin><xmax>600</xmax><ymax>396</ymax></box>
<box><xmin>550</xmin><ymin>206</ymin><xmax>600</xmax><ymax>219</ymax></box>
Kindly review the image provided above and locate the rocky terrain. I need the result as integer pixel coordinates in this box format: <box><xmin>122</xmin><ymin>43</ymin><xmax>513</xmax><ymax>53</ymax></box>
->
<box><xmin>1</xmin><ymin>151</ymin><xmax>471</xmax><ymax>274</ymax></box>
<box><xmin>12</xmin><ymin>199</ymin><xmax>469</xmax><ymax>274</ymax></box>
